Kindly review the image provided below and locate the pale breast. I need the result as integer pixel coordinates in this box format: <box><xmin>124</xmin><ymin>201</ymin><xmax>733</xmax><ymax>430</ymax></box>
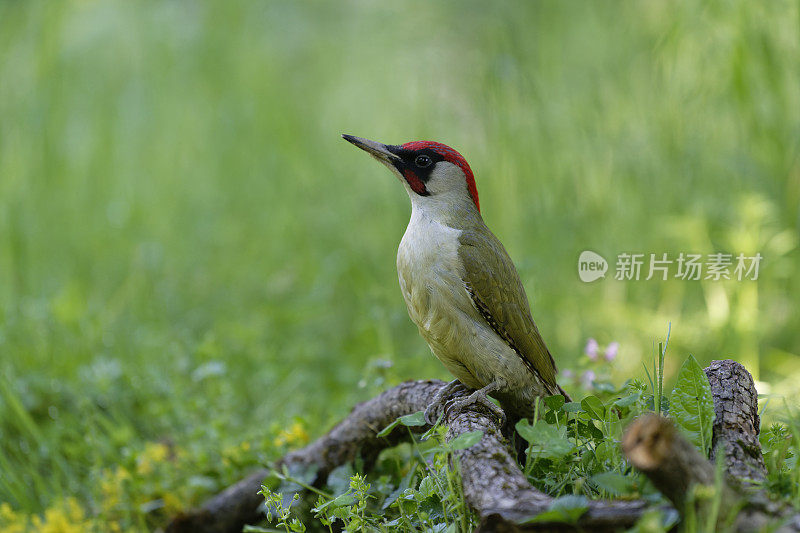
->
<box><xmin>398</xmin><ymin>216</ymin><xmax>462</xmax><ymax>311</ymax></box>
<box><xmin>396</xmin><ymin>213</ymin><xmax>485</xmax><ymax>387</ymax></box>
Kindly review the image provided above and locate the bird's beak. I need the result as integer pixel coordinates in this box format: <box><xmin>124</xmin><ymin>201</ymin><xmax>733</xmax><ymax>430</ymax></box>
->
<box><xmin>341</xmin><ymin>134</ymin><xmax>400</xmax><ymax>165</ymax></box>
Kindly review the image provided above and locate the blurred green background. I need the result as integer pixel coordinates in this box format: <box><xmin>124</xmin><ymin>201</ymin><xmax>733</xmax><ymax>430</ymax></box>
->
<box><xmin>0</xmin><ymin>0</ymin><xmax>798</xmax><ymax>528</ymax></box>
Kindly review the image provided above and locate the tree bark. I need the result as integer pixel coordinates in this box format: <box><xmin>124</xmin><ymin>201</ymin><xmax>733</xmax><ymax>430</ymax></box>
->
<box><xmin>704</xmin><ymin>359</ymin><xmax>766</xmax><ymax>486</ymax></box>
<box><xmin>432</xmin><ymin>395</ymin><xmax>648</xmax><ymax>532</ymax></box>
<box><xmin>167</xmin><ymin>360</ymin><xmax>787</xmax><ymax>533</ymax></box>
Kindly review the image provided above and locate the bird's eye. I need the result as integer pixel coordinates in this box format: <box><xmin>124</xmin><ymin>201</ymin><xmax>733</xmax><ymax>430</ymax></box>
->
<box><xmin>415</xmin><ymin>155</ymin><xmax>432</xmax><ymax>168</ymax></box>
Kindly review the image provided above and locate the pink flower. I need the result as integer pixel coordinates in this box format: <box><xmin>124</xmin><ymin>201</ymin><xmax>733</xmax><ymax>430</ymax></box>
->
<box><xmin>604</xmin><ymin>342</ymin><xmax>619</xmax><ymax>362</ymax></box>
<box><xmin>562</xmin><ymin>369</ymin><xmax>574</xmax><ymax>379</ymax></box>
<box><xmin>581</xmin><ymin>370</ymin><xmax>596</xmax><ymax>388</ymax></box>
<box><xmin>584</xmin><ymin>338</ymin><xmax>599</xmax><ymax>361</ymax></box>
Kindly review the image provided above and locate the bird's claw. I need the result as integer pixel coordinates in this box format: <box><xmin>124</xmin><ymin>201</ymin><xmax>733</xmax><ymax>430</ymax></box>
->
<box><xmin>447</xmin><ymin>388</ymin><xmax>507</xmax><ymax>426</ymax></box>
<box><xmin>425</xmin><ymin>380</ymin><xmax>506</xmax><ymax>426</ymax></box>
<box><xmin>423</xmin><ymin>406</ymin><xmax>441</xmax><ymax>427</ymax></box>
<box><xmin>424</xmin><ymin>380</ymin><xmax>469</xmax><ymax>426</ymax></box>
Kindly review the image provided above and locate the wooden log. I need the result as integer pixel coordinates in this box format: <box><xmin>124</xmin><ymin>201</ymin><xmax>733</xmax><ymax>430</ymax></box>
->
<box><xmin>167</xmin><ymin>359</ymin><xmax>787</xmax><ymax>533</ymax></box>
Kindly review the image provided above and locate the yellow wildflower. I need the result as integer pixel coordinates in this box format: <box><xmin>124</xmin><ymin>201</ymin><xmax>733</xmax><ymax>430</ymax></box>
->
<box><xmin>136</xmin><ymin>442</ymin><xmax>170</xmax><ymax>476</ymax></box>
<box><xmin>163</xmin><ymin>492</ymin><xmax>183</xmax><ymax>514</ymax></box>
<box><xmin>222</xmin><ymin>440</ymin><xmax>254</xmax><ymax>463</ymax></box>
<box><xmin>100</xmin><ymin>467</ymin><xmax>131</xmax><ymax>511</ymax></box>
<box><xmin>273</xmin><ymin>421</ymin><xmax>310</xmax><ymax>448</ymax></box>
<box><xmin>29</xmin><ymin>498</ymin><xmax>88</xmax><ymax>533</ymax></box>
<box><xmin>0</xmin><ymin>502</ymin><xmax>27</xmax><ymax>533</ymax></box>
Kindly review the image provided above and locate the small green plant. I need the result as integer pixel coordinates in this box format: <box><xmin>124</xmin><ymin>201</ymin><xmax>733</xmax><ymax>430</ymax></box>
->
<box><xmin>514</xmin><ymin>335</ymin><xmax>719</xmax><ymax>525</ymax></box>
<box><xmin>252</xmin><ymin>486</ymin><xmax>306</xmax><ymax>533</ymax></box>
<box><xmin>669</xmin><ymin>354</ymin><xmax>715</xmax><ymax>456</ymax></box>
<box><xmin>643</xmin><ymin>324</ymin><xmax>670</xmax><ymax>415</ymax></box>
<box><xmin>257</xmin><ymin>415</ymin><xmax>479</xmax><ymax>532</ymax></box>
<box><xmin>516</xmin><ymin>382</ymin><xmax>645</xmax><ymax>504</ymax></box>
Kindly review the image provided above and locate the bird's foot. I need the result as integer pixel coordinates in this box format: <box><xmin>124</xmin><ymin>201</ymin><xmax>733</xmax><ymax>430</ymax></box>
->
<box><xmin>447</xmin><ymin>381</ymin><xmax>506</xmax><ymax>425</ymax></box>
<box><xmin>424</xmin><ymin>379</ymin><xmax>470</xmax><ymax>425</ymax></box>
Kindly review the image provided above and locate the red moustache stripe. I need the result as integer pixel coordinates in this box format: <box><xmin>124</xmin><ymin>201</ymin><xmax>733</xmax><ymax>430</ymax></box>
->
<box><xmin>403</xmin><ymin>169</ymin><xmax>428</xmax><ymax>196</ymax></box>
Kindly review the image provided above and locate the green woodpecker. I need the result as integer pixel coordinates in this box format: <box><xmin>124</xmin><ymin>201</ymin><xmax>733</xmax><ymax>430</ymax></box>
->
<box><xmin>342</xmin><ymin>135</ymin><xmax>569</xmax><ymax>422</ymax></box>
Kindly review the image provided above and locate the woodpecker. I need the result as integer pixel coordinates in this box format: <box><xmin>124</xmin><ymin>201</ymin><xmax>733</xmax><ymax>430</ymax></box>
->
<box><xmin>342</xmin><ymin>134</ymin><xmax>569</xmax><ymax>422</ymax></box>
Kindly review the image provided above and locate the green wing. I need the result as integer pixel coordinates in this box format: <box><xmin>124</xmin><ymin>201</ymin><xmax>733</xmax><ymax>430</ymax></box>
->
<box><xmin>458</xmin><ymin>226</ymin><xmax>558</xmax><ymax>390</ymax></box>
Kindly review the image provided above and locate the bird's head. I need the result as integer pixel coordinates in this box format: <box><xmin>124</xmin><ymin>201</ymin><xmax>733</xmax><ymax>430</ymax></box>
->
<box><xmin>342</xmin><ymin>134</ymin><xmax>480</xmax><ymax>213</ymax></box>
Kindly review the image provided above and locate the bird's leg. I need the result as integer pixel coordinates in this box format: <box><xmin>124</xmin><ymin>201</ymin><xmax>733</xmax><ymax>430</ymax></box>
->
<box><xmin>424</xmin><ymin>379</ymin><xmax>470</xmax><ymax>425</ymax></box>
<box><xmin>446</xmin><ymin>380</ymin><xmax>506</xmax><ymax>425</ymax></box>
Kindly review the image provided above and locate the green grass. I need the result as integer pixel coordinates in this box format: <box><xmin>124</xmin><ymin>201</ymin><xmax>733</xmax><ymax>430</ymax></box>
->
<box><xmin>0</xmin><ymin>0</ymin><xmax>798</xmax><ymax>530</ymax></box>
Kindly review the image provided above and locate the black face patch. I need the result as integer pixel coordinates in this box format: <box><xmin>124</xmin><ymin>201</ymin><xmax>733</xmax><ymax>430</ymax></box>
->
<box><xmin>386</xmin><ymin>146</ymin><xmax>445</xmax><ymax>185</ymax></box>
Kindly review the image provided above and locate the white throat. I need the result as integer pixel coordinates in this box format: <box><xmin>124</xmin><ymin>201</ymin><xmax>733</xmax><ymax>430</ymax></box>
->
<box><xmin>385</xmin><ymin>160</ymin><xmax>479</xmax><ymax>229</ymax></box>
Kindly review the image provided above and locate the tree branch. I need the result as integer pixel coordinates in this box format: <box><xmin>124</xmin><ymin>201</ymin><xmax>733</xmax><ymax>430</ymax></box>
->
<box><xmin>167</xmin><ymin>380</ymin><xmax>446</xmax><ymax>533</ymax></box>
<box><xmin>167</xmin><ymin>359</ymin><xmax>785</xmax><ymax>533</ymax></box>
